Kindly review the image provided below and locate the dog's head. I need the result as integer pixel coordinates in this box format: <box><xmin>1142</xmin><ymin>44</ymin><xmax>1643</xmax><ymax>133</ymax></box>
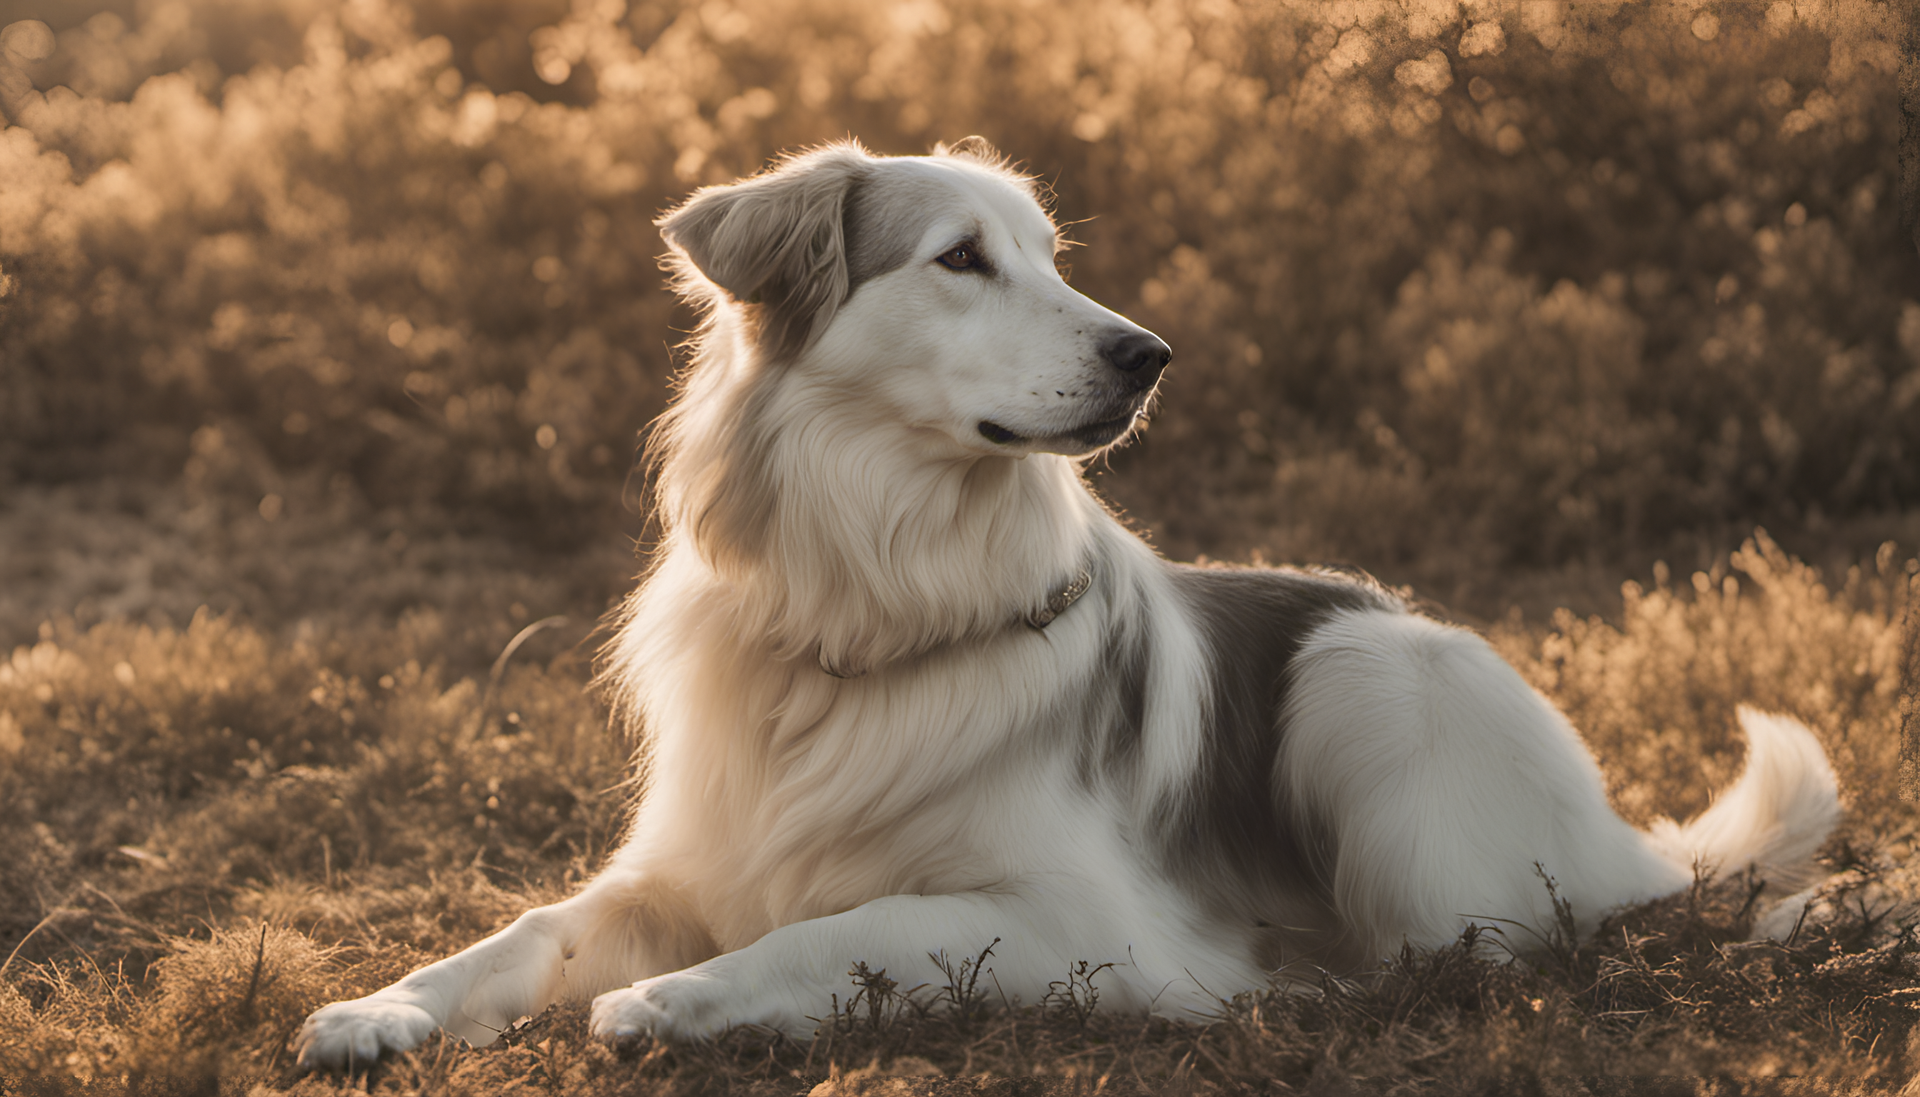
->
<box><xmin>658</xmin><ymin>139</ymin><xmax>1170</xmax><ymax>458</ymax></box>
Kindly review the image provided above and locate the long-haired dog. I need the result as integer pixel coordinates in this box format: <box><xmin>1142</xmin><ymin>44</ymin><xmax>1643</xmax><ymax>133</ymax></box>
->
<box><xmin>296</xmin><ymin>139</ymin><xmax>1841</xmax><ymax>1068</ymax></box>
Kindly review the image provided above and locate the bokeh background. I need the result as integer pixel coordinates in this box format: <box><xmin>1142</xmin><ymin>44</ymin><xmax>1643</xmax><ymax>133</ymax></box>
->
<box><xmin>3</xmin><ymin>1</ymin><xmax>1920</xmax><ymax>1091</ymax></box>
<box><xmin>1</xmin><ymin>0</ymin><xmax>1916</xmax><ymax>647</ymax></box>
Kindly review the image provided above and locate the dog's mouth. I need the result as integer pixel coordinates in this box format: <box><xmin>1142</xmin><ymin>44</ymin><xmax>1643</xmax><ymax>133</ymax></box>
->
<box><xmin>977</xmin><ymin>408</ymin><xmax>1142</xmax><ymax>452</ymax></box>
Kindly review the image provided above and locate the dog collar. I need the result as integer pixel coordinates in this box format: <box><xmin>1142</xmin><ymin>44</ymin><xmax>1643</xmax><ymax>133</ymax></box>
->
<box><xmin>1026</xmin><ymin>567</ymin><xmax>1094</xmax><ymax>630</ymax></box>
<box><xmin>821</xmin><ymin>565</ymin><xmax>1096</xmax><ymax>676</ymax></box>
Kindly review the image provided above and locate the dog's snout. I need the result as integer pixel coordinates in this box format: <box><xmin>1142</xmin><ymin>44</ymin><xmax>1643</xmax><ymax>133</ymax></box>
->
<box><xmin>1104</xmin><ymin>331</ymin><xmax>1172</xmax><ymax>387</ymax></box>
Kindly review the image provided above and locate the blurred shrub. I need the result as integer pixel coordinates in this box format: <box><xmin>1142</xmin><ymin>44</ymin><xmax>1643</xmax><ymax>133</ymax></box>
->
<box><xmin>0</xmin><ymin>0</ymin><xmax>1914</xmax><ymax>583</ymax></box>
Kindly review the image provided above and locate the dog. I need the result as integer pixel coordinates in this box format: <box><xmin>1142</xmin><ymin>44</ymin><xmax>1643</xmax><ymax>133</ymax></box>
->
<box><xmin>295</xmin><ymin>138</ymin><xmax>1841</xmax><ymax>1068</ymax></box>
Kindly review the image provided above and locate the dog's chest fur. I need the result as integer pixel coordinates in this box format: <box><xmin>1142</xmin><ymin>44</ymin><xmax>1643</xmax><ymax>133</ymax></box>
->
<box><xmin>631</xmin><ymin>587</ymin><xmax>1109</xmax><ymax>946</ymax></box>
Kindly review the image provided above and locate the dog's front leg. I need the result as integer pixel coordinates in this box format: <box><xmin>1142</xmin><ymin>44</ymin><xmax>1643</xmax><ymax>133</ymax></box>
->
<box><xmin>296</xmin><ymin>874</ymin><xmax>713</xmax><ymax>1071</ymax></box>
<box><xmin>589</xmin><ymin>887</ymin><xmax>1143</xmax><ymax>1042</ymax></box>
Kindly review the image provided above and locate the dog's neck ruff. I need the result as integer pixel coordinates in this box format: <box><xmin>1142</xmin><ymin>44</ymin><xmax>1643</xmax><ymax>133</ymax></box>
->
<box><xmin>816</xmin><ymin>563</ymin><xmax>1094</xmax><ymax>678</ymax></box>
<box><xmin>1026</xmin><ymin>566</ymin><xmax>1094</xmax><ymax>630</ymax></box>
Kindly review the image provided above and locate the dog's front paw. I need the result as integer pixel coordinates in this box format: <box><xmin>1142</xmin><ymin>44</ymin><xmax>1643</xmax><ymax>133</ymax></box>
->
<box><xmin>591</xmin><ymin>968</ymin><xmax>805</xmax><ymax>1042</ymax></box>
<box><xmin>295</xmin><ymin>995</ymin><xmax>440</xmax><ymax>1071</ymax></box>
<box><xmin>590</xmin><ymin>972</ymin><xmax>726</xmax><ymax>1042</ymax></box>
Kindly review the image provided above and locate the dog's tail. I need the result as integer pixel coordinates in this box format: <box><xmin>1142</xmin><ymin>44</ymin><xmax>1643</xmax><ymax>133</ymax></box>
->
<box><xmin>1646</xmin><ymin>706</ymin><xmax>1841</xmax><ymax>893</ymax></box>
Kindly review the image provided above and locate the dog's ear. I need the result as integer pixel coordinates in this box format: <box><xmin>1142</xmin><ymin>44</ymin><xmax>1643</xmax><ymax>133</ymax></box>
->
<box><xmin>934</xmin><ymin>135</ymin><xmax>1003</xmax><ymax>164</ymax></box>
<box><xmin>658</xmin><ymin>144</ymin><xmax>868</xmax><ymax>360</ymax></box>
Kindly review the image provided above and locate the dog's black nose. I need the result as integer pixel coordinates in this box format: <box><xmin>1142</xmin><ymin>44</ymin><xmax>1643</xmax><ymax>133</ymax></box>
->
<box><xmin>1103</xmin><ymin>331</ymin><xmax>1172</xmax><ymax>386</ymax></box>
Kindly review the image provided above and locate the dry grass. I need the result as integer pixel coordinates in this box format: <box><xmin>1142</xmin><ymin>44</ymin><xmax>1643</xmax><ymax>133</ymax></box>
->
<box><xmin>2</xmin><ymin>535</ymin><xmax>1916</xmax><ymax>1095</ymax></box>
<box><xmin>1492</xmin><ymin>532</ymin><xmax>1916</xmax><ymax>833</ymax></box>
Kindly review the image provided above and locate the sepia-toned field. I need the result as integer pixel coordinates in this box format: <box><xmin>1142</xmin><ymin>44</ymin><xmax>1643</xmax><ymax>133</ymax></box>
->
<box><xmin>2</xmin><ymin>0</ymin><xmax>1918</xmax><ymax>1092</ymax></box>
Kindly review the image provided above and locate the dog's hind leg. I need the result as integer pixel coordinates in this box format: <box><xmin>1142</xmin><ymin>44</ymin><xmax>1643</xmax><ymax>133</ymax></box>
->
<box><xmin>295</xmin><ymin>872</ymin><xmax>715</xmax><ymax>1071</ymax></box>
<box><xmin>1279</xmin><ymin>608</ymin><xmax>1692</xmax><ymax>960</ymax></box>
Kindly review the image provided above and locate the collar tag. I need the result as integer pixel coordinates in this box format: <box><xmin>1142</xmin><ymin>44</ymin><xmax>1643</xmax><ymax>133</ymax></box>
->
<box><xmin>1026</xmin><ymin>567</ymin><xmax>1093</xmax><ymax>630</ymax></box>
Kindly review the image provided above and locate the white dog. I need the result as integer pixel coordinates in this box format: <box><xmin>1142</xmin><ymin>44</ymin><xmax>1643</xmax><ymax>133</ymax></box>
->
<box><xmin>295</xmin><ymin>139</ymin><xmax>1841</xmax><ymax>1069</ymax></box>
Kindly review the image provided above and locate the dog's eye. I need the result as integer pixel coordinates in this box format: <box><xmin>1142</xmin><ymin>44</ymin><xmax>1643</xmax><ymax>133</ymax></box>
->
<box><xmin>936</xmin><ymin>243</ymin><xmax>979</xmax><ymax>271</ymax></box>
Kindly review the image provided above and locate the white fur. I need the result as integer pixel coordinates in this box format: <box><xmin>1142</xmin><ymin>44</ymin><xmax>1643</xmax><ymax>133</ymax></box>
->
<box><xmin>295</xmin><ymin>143</ymin><xmax>1842</xmax><ymax>1070</ymax></box>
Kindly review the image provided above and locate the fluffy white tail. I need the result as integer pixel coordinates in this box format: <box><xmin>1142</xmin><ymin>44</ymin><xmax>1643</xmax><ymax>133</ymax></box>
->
<box><xmin>1647</xmin><ymin>706</ymin><xmax>1842</xmax><ymax>893</ymax></box>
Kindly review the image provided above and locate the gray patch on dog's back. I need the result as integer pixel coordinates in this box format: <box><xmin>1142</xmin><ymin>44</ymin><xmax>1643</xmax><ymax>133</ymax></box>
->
<box><xmin>1163</xmin><ymin>563</ymin><xmax>1402</xmax><ymax>969</ymax></box>
<box><xmin>1071</xmin><ymin>619</ymin><xmax>1150</xmax><ymax>783</ymax></box>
